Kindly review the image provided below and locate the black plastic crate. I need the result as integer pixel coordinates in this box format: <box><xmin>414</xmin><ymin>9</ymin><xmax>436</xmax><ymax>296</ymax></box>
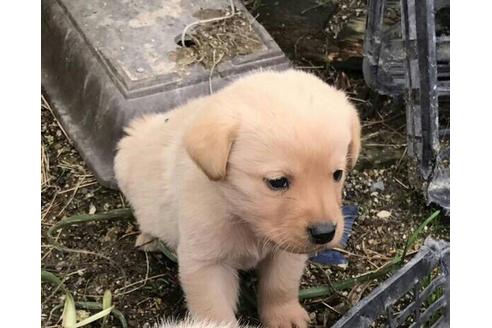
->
<box><xmin>333</xmin><ymin>237</ymin><xmax>450</xmax><ymax>328</ymax></box>
<box><xmin>362</xmin><ymin>0</ymin><xmax>450</xmax><ymax>212</ymax></box>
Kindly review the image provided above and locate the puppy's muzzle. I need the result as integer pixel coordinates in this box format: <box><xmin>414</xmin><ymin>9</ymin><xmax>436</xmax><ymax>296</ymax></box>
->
<box><xmin>307</xmin><ymin>222</ymin><xmax>336</xmax><ymax>244</ymax></box>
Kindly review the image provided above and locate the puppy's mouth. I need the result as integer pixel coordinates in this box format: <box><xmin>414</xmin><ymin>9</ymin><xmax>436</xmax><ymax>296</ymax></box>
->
<box><xmin>265</xmin><ymin>237</ymin><xmax>339</xmax><ymax>255</ymax></box>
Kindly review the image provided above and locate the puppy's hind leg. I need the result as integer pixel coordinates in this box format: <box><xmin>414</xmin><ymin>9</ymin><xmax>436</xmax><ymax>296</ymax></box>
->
<box><xmin>257</xmin><ymin>251</ymin><xmax>309</xmax><ymax>328</ymax></box>
<box><xmin>135</xmin><ymin>232</ymin><xmax>160</xmax><ymax>252</ymax></box>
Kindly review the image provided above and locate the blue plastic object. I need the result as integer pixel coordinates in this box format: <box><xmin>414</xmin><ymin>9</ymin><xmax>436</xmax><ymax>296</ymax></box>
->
<box><xmin>309</xmin><ymin>205</ymin><xmax>358</xmax><ymax>266</ymax></box>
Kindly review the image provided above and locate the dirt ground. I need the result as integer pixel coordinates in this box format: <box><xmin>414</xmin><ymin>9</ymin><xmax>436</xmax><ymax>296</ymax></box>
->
<box><xmin>41</xmin><ymin>1</ymin><xmax>449</xmax><ymax>327</ymax></box>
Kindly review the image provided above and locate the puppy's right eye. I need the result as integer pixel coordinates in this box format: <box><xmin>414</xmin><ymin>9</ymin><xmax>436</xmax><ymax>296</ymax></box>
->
<box><xmin>265</xmin><ymin>177</ymin><xmax>289</xmax><ymax>191</ymax></box>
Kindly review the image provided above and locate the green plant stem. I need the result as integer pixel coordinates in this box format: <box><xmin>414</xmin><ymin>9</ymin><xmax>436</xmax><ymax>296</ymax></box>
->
<box><xmin>47</xmin><ymin>208</ymin><xmax>134</xmax><ymax>248</ymax></box>
<box><xmin>299</xmin><ymin>210</ymin><xmax>441</xmax><ymax>301</ymax></box>
<box><xmin>157</xmin><ymin>241</ymin><xmax>178</xmax><ymax>263</ymax></box>
<box><xmin>42</xmin><ymin>270</ymin><xmax>64</xmax><ymax>288</ymax></box>
<box><xmin>299</xmin><ymin>258</ymin><xmax>400</xmax><ymax>300</ymax></box>
<box><xmin>42</xmin><ymin>269</ymin><xmax>68</xmax><ymax>301</ymax></box>
<box><xmin>73</xmin><ymin>302</ymin><xmax>127</xmax><ymax>328</ymax></box>
<box><xmin>43</xmin><ymin>208</ymin><xmax>442</xmax><ymax>308</ymax></box>
<box><xmin>401</xmin><ymin>210</ymin><xmax>441</xmax><ymax>259</ymax></box>
<box><xmin>45</xmin><ymin>207</ymin><xmax>179</xmax><ymax>264</ymax></box>
<box><xmin>43</xmin><ymin>298</ymin><xmax>127</xmax><ymax>328</ymax></box>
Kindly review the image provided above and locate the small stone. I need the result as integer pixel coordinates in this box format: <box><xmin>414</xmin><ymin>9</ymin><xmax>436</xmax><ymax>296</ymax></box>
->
<box><xmin>76</xmin><ymin>310</ymin><xmax>90</xmax><ymax>321</ymax></box>
<box><xmin>377</xmin><ymin>210</ymin><xmax>392</xmax><ymax>219</ymax></box>
<box><xmin>371</xmin><ymin>179</ymin><xmax>385</xmax><ymax>192</ymax></box>
<box><xmin>337</xmin><ymin>263</ymin><xmax>348</xmax><ymax>269</ymax></box>
<box><xmin>136</xmin><ymin>67</ymin><xmax>145</xmax><ymax>73</ymax></box>
<box><xmin>55</xmin><ymin>261</ymin><xmax>66</xmax><ymax>271</ymax></box>
<box><xmin>74</xmin><ymin>277</ymin><xmax>85</xmax><ymax>288</ymax></box>
<box><xmin>88</xmin><ymin>203</ymin><xmax>96</xmax><ymax>215</ymax></box>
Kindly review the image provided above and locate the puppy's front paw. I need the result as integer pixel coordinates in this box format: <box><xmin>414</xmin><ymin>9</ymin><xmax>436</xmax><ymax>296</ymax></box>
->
<box><xmin>135</xmin><ymin>233</ymin><xmax>159</xmax><ymax>252</ymax></box>
<box><xmin>260</xmin><ymin>301</ymin><xmax>310</xmax><ymax>328</ymax></box>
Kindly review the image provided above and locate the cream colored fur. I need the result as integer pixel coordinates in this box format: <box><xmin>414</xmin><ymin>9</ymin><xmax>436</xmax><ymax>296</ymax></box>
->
<box><xmin>154</xmin><ymin>317</ymin><xmax>252</xmax><ymax>328</ymax></box>
<box><xmin>114</xmin><ymin>69</ymin><xmax>361</xmax><ymax>328</ymax></box>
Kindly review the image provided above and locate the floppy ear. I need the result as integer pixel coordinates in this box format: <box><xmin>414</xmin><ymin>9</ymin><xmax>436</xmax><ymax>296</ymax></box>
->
<box><xmin>184</xmin><ymin>106</ymin><xmax>239</xmax><ymax>181</ymax></box>
<box><xmin>347</xmin><ymin>108</ymin><xmax>361</xmax><ymax>169</ymax></box>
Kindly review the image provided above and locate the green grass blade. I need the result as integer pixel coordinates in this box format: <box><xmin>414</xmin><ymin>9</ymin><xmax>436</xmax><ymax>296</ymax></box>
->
<box><xmin>101</xmin><ymin>290</ymin><xmax>112</xmax><ymax>327</ymax></box>
<box><xmin>62</xmin><ymin>293</ymin><xmax>77</xmax><ymax>328</ymax></box>
<box><xmin>47</xmin><ymin>208</ymin><xmax>134</xmax><ymax>249</ymax></box>
<box><xmin>72</xmin><ymin>306</ymin><xmax>114</xmax><ymax>328</ymax></box>
<box><xmin>74</xmin><ymin>301</ymin><xmax>128</xmax><ymax>328</ymax></box>
<box><xmin>401</xmin><ymin>210</ymin><xmax>441</xmax><ymax>260</ymax></box>
<box><xmin>157</xmin><ymin>240</ymin><xmax>178</xmax><ymax>263</ymax></box>
<box><xmin>41</xmin><ymin>270</ymin><xmax>63</xmax><ymax>287</ymax></box>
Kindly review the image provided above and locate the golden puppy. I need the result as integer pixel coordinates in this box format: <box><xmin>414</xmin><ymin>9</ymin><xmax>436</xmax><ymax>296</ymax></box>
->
<box><xmin>114</xmin><ymin>69</ymin><xmax>361</xmax><ymax>328</ymax></box>
<box><xmin>155</xmin><ymin>318</ymin><xmax>251</xmax><ymax>328</ymax></box>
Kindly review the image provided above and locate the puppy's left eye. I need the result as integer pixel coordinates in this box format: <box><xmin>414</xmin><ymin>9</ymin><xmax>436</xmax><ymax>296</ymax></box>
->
<box><xmin>333</xmin><ymin>170</ymin><xmax>343</xmax><ymax>182</ymax></box>
<box><xmin>265</xmin><ymin>177</ymin><xmax>290</xmax><ymax>191</ymax></box>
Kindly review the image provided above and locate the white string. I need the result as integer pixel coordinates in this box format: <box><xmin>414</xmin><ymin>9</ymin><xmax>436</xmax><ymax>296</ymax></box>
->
<box><xmin>180</xmin><ymin>0</ymin><xmax>236</xmax><ymax>48</ymax></box>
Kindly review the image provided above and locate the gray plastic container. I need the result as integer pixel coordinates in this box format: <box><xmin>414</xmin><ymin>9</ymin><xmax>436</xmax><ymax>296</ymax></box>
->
<box><xmin>42</xmin><ymin>0</ymin><xmax>289</xmax><ymax>188</ymax></box>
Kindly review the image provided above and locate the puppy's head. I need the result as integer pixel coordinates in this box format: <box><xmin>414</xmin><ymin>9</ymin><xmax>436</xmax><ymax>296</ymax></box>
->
<box><xmin>184</xmin><ymin>70</ymin><xmax>361</xmax><ymax>254</ymax></box>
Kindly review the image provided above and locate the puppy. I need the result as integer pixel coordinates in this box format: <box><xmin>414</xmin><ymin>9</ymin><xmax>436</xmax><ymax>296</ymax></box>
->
<box><xmin>155</xmin><ymin>318</ymin><xmax>251</xmax><ymax>328</ymax></box>
<box><xmin>114</xmin><ymin>69</ymin><xmax>361</xmax><ymax>328</ymax></box>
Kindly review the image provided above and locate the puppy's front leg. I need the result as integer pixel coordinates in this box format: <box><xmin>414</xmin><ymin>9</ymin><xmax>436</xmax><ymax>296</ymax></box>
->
<box><xmin>258</xmin><ymin>251</ymin><xmax>309</xmax><ymax>328</ymax></box>
<box><xmin>179</xmin><ymin>260</ymin><xmax>239</xmax><ymax>324</ymax></box>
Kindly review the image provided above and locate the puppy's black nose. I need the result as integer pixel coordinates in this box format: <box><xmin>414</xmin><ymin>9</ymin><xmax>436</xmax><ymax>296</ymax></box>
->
<box><xmin>308</xmin><ymin>223</ymin><xmax>336</xmax><ymax>244</ymax></box>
